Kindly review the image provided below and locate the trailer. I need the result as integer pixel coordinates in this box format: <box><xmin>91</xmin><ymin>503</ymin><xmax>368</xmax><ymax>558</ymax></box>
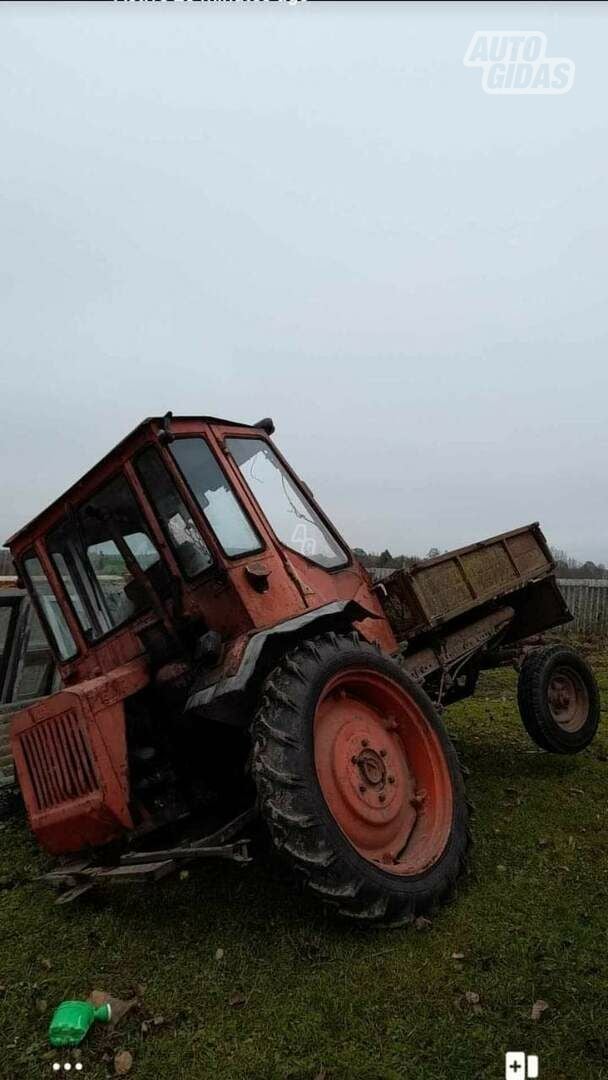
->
<box><xmin>379</xmin><ymin>523</ymin><xmax>572</xmax><ymax>700</ymax></box>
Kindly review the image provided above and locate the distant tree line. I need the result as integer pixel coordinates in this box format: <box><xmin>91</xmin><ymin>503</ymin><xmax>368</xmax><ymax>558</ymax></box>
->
<box><xmin>353</xmin><ymin>545</ymin><xmax>608</xmax><ymax>580</ymax></box>
<box><xmin>550</xmin><ymin>549</ymin><xmax>608</xmax><ymax>580</ymax></box>
<box><xmin>353</xmin><ymin>547</ymin><xmax>428</xmax><ymax>570</ymax></box>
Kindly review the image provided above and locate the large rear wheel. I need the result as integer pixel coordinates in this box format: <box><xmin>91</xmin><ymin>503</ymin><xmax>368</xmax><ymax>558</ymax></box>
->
<box><xmin>252</xmin><ymin>632</ymin><xmax>470</xmax><ymax>925</ymax></box>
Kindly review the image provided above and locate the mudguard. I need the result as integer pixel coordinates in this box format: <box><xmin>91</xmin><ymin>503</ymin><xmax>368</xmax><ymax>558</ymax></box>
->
<box><xmin>185</xmin><ymin>600</ymin><xmax>379</xmax><ymax>726</ymax></box>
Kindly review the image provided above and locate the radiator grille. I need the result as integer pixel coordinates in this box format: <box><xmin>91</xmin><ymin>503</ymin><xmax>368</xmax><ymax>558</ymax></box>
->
<box><xmin>18</xmin><ymin>711</ymin><xmax>98</xmax><ymax>811</ymax></box>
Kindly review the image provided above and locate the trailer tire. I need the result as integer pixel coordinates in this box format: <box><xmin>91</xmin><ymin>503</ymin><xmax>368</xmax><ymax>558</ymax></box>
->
<box><xmin>517</xmin><ymin>645</ymin><xmax>600</xmax><ymax>754</ymax></box>
<box><xmin>252</xmin><ymin>632</ymin><xmax>470</xmax><ymax>926</ymax></box>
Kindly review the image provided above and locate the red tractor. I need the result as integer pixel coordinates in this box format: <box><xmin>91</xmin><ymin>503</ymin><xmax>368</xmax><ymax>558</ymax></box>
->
<box><xmin>5</xmin><ymin>414</ymin><xmax>599</xmax><ymax>924</ymax></box>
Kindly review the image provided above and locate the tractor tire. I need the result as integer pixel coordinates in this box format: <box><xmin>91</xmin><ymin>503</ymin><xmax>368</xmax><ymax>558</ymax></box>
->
<box><xmin>517</xmin><ymin>644</ymin><xmax>600</xmax><ymax>754</ymax></box>
<box><xmin>252</xmin><ymin>632</ymin><xmax>470</xmax><ymax>926</ymax></box>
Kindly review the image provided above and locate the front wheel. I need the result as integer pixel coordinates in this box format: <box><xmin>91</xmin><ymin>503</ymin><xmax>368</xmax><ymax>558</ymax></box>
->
<box><xmin>517</xmin><ymin>644</ymin><xmax>600</xmax><ymax>754</ymax></box>
<box><xmin>252</xmin><ymin>632</ymin><xmax>470</xmax><ymax>926</ymax></box>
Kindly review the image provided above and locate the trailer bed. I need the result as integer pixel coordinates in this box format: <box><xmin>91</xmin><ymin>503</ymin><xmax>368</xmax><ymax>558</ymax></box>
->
<box><xmin>378</xmin><ymin>523</ymin><xmax>571</xmax><ymax>640</ymax></box>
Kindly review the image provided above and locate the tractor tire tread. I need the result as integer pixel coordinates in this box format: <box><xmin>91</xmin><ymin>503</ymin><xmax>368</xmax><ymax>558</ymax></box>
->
<box><xmin>253</xmin><ymin>632</ymin><xmax>471</xmax><ymax>926</ymax></box>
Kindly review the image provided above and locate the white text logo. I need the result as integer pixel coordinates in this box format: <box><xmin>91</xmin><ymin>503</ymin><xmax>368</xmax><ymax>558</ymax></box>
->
<box><xmin>464</xmin><ymin>32</ymin><xmax>574</xmax><ymax>94</ymax></box>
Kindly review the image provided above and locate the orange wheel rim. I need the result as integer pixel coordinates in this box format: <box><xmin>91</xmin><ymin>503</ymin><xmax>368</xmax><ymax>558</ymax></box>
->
<box><xmin>313</xmin><ymin>668</ymin><xmax>453</xmax><ymax>876</ymax></box>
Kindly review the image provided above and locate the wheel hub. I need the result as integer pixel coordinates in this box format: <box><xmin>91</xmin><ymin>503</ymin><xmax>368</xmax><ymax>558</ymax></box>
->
<box><xmin>313</xmin><ymin>667</ymin><xmax>453</xmax><ymax>876</ymax></box>
<box><xmin>547</xmin><ymin>667</ymin><xmax>589</xmax><ymax>732</ymax></box>
<box><xmin>548</xmin><ymin>675</ymin><xmax>573</xmax><ymax>713</ymax></box>
<box><xmin>355</xmin><ymin>746</ymin><xmax>387</xmax><ymax>787</ymax></box>
<box><xmin>332</xmin><ymin>721</ymin><xmax>411</xmax><ymax>825</ymax></box>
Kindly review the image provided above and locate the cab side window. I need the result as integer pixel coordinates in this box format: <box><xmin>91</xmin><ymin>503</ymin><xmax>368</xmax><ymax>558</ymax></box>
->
<box><xmin>170</xmin><ymin>438</ymin><xmax>261</xmax><ymax>558</ymax></box>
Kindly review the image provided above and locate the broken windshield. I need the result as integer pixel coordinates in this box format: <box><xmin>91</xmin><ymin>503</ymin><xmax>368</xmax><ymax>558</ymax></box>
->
<box><xmin>46</xmin><ymin>474</ymin><xmax>165</xmax><ymax>642</ymax></box>
<box><xmin>226</xmin><ymin>438</ymin><xmax>348</xmax><ymax>569</ymax></box>
<box><xmin>170</xmin><ymin>438</ymin><xmax>261</xmax><ymax>558</ymax></box>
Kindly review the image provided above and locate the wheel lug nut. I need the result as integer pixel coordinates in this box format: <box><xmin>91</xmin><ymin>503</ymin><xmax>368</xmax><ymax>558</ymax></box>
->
<box><xmin>379</xmin><ymin>793</ymin><xmax>386</xmax><ymax>803</ymax></box>
<box><xmin>380</xmin><ymin>748</ymin><xmax>387</xmax><ymax>757</ymax></box>
<box><xmin>351</xmin><ymin>755</ymin><xmax>358</xmax><ymax>764</ymax></box>
<box><xmin>361</xmin><ymin>738</ymin><xmax>369</xmax><ymax>748</ymax></box>
<box><xmin>388</xmin><ymin>775</ymin><xmax>395</xmax><ymax>784</ymax></box>
<box><xmin>359</xmin><ymin>785</ymin><xmax>366</xmax><ymax>794</ymax></box>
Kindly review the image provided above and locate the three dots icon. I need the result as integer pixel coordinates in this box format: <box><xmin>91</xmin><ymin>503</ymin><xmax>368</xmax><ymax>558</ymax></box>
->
<box><xmin>52</xmin><ymin>1065</ymin><xmax>83</xmax><ymax>1073</ymax></box>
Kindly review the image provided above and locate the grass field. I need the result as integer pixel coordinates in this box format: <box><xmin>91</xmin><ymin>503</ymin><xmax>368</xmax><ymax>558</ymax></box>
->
<box><xmin>1</xmin><ymin>642</ymin><xmax>607</xmax><ymax>1080</ymax></box>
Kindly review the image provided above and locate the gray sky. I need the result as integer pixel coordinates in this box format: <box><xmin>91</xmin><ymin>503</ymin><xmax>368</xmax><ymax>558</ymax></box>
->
<box><xmin>1</xmin><ymin>2</ymin><xmax>607</xmax><ymax>562</ymax></box>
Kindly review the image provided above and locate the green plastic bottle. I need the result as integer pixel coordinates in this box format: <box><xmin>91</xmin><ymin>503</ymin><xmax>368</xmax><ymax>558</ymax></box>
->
<box><xmin>49</xmin><ymin>1000</ymin><xmax>112</xmax><ymax>1047</ymax></box>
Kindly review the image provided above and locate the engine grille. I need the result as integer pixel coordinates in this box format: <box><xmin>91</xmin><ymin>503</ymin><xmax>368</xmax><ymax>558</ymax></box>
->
<box><xmin>18</xmin><ymin>710</ymin><xmax>99</xmax><ymax>811</ymax></box>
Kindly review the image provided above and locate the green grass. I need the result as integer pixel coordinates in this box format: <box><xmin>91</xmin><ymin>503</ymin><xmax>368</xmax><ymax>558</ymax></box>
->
<box><xmin>1</xmin><ymin>643</ymin><xmax>607</xmax><ymax>1080</ymax></box>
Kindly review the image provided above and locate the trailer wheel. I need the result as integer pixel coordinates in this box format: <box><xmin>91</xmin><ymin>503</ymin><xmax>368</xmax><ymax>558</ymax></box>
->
<box><xmin>517</xmin><ymin>644</ymin><xmax>600</xmax><ymax>754</ymax></box>
<box><xmin>252</xmin><ymin>633</ymin><xmax>470</xmax><ymax>926</ymax></box>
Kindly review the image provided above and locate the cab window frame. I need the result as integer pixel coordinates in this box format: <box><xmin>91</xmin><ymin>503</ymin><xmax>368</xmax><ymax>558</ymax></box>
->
<box><xmin>133</xmin><ymin>443</ymin><xmax>216</xmax><ymax>582</ymax></box>
<box><xmin>0</xmin><ymin>593</ymin><xmax>22</xmax><ymax>700</ymax></box>
<box><xmin>224</xmin><ymin>434</ymin><xmax>352</xmax><ymax>573</ymax></box>
<box><xmin>41</xmin><ymin>467</ymin><xmax>167</xmax><ymax>650</ymax></box>
<box><xmin>20</xmin><ymin>549</ymin><xmax>79</xmax><ymax>663</ymax></box>
<box><xmin>168</xmin><ymin>435</ymin><xmax>265</xmax><ymax>562</ymax></box>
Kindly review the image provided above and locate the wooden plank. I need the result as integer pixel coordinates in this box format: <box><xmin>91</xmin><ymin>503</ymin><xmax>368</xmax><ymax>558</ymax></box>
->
<box><xmin>42</xmin><ymin>859</ymin><xmax>175</xmax><ymax>887</ymax></box>
<box><xmin>93</xmin><ymin>861</ymin><xmax>175</xmax><ymax>883</ymax></box>
<box><xmin>55</xmin><ymin>883</ymin><xmax>95</xmax><ymax>905</ymax></box>
<box><xmin>41</xmin><ymin>859</ymin><xmax>93</xmax><ymax>885</ymax></box>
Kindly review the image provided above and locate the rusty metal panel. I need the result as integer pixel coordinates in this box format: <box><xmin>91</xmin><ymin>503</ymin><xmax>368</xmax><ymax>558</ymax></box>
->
<box><xmin>401</xmin><ymin>607</ymin><xmax>514</xmax><ymax>682</ymax></box>
<box><xmin>502</xmin><ymin>576</ymin><xmax>571</xmax><ymax>642</ymax></box>
<box><xmin>413</xmin><ymin>561</ymin><xmax>472</xmax><ymax>621</ymax></box>
<box><xmin>505</xmin><ymin>529</ymin><xmax>549</xmax><ymax>575</ymax></box>
<box><xmin>381</xmin><ymin>524</ymin><xmax>556</xmax><ymax>637</ymax></box>
<box><xmin>376</xmin><ymin>574</ymin><xmax>425</xmax><ymax>639</ymax></box>
<box><xmin>460</xmin><ymin>543</ymin><xmax>515</xmax><ymax>594</ymax></box>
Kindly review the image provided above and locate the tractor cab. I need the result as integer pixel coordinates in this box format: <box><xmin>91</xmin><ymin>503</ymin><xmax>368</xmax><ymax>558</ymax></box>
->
<box><xmin>4</xmin><ymin>415</ymin><xmax>391</xmax><ymax>860</ymax></box>
<box><xmin>7</xmin><ymin>415</ymin><xmax>391</xmax><ymax>690</ymax></box>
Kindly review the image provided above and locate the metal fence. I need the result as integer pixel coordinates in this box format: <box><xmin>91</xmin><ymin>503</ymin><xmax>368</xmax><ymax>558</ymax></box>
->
<box><xmin>368</xmin><ymin>569</ymin><xmax>608</xmax><ymax>637</ymax></box>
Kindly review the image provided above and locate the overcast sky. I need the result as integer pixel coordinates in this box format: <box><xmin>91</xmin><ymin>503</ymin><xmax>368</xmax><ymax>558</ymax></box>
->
<box><xmin>1</xmin><ymin>2</ymin><xmax>607</xmax><ymax>563</ymax></box>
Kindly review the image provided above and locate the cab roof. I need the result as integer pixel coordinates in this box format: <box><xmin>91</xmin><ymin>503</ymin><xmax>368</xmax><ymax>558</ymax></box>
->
<box><xmin>5</xmin><ymin>414</ymin><xmax>266</xmax><ymax>549</ymax></box>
